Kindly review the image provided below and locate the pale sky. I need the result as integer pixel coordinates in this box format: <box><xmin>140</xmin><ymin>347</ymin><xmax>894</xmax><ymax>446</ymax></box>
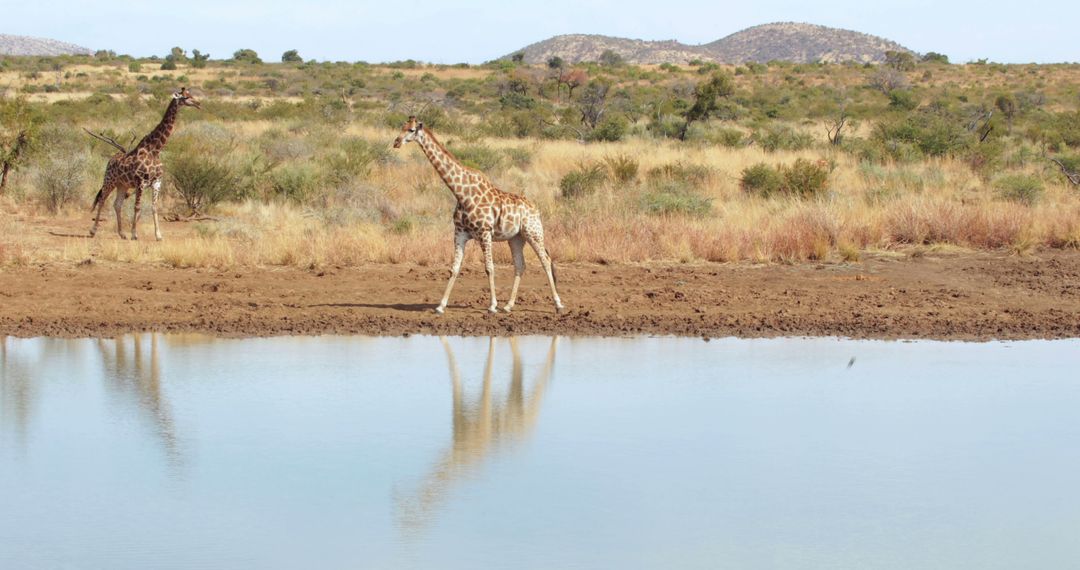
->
<box><xmin>4</xmin><ymin>0</ymin><xmax>1077</xmax><ymax>64</ymax></box>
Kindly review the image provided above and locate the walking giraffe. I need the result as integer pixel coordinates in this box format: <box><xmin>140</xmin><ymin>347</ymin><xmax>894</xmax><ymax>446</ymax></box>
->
<box><xmin>88</xmin><ymin>87</ymin><xmax>200</xmax><ymax>240</ymax></box>
<box><xmin>393</xmin><ymin>116</ymin><xmax>564</xmax><ymax>314</ymax></box>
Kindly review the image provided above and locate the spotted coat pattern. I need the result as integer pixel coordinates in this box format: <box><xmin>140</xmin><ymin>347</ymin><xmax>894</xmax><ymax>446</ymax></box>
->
<box><xmin>89</xmin><ymin>88</ymin><xmax>200</xmax><ymax>240</ymax></box>
<box><xmin>393</xmin><ymin>116</ymin><xmax>564</xmax><ymax>314</ymax></box>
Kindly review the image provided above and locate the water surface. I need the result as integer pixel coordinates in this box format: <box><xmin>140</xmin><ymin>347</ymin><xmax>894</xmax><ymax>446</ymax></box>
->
<box><xmin>2</xmin><ymin>335</ymin><xmax>1079</xmax><ymax>569</ymax></box>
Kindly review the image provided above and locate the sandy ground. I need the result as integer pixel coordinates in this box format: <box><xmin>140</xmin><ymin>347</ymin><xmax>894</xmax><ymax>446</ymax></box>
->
<box><xmin>2</xmin><ymin>248</ymin><xmax>1079</xmax><ymax>340</ymax></box>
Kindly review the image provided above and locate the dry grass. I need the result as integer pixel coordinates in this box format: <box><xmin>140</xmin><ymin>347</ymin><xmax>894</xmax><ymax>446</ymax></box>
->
<box><xmin>3</xmin><ymin>121</ymin><xmax>1080</xmax><ymax>269</ymax></box>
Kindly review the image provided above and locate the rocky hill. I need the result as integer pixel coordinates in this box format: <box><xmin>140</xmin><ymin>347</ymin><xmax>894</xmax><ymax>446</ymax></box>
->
<box><xmin>705</xmin><ymin>22</ymin><xmax>912</xmax><ymax>64</ymax></box>
<box><xmin>0</xmin><ymin>33</ymin><xmax>92</xmax><ymax>56</ymax></box>
<box><xmin>505</xmin><ymin>23</ymin><xmax>914</xmax><ymax>65</ymax></box>
<box><xmin>506</xmin><ymin>34</ymin><xmax>711</xmax><ymax>65</ymax></box>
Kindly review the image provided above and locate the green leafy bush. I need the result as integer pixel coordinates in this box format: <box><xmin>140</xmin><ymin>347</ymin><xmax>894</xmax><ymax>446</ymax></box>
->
<box><xmin>270</xmin><ymin>163</ymin><xmax>319</xmax><ymax>202</ymax></box>
<box><xmin>559</xmin><ymin>163</ymin><xmax>607</xmax><ymax>198</ymax></box>
<box><xmin>36</xmin><ymin>149</ymin><xmax>89</xmax><ymax>213</ymax></box>
<box><xmin>756</xmin><ymin>124</ymin><xmax>815</xmax><ymax>152</ymax></box>
<box><xmin>452</xmin><ymin>143</ymin><xmax>503</xmax><ymax>171</ymax></box>
<box><xmin>740</xmin><ymin>163</ymin><xmax>784</xmax><ymax>196</ymax></box>
<box><xmin>641</xmin><ymin>181</ymin><xmax>712</xmax><ymax>217</ymax></box>
<box><xmin>646</xmin><ymin>161</ymin><xmax>711</xmax><ymax>188</ymax></box>
<box><xmin>994</xmin><ymin>173</ymin><xmax>1043</xmax><ymax>205</ymax></box>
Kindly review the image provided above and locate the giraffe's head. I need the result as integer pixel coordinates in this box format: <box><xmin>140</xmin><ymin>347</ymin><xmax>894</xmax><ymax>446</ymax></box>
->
<box><xmin>393</xmin><ymin>116</ymin><xmax>424</xmax><ymax>148</ymax></box>
<box><xmin>173</xmin><ymin>87</ymin><xmax>201</xmax><ymax>110</ymax></box>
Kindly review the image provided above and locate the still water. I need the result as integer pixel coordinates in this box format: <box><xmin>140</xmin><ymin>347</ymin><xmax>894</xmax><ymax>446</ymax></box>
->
<box><xmin>1</xmin><ymin>335</ymin><xmax>1079</xmax><ymax>569</ymax></box>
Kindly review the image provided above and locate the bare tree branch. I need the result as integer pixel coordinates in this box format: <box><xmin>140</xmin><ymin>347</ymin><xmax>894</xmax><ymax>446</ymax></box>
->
<box><xmin>82</xmin><ymin>128</ymin><xmax>128</xmax><ymax>153</ymax></box>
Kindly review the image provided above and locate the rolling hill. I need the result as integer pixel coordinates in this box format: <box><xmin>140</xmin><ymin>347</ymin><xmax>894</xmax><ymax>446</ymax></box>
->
<box><xmin>0</xmin><ymin>33</ymin><xmax>92</xmax><ymax>56</ymax></box>
<box><xmin>504</xmin><ymin>23</ymin><xmax>914</xmax><ymax>65</ymax></box>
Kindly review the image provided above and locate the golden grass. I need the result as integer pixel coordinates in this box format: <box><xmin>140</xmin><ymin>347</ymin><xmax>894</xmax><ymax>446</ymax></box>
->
<box><xmin>3</xmin><ymin>123</ymin><xmax>1080</xmax><ymax>269</ymax></box>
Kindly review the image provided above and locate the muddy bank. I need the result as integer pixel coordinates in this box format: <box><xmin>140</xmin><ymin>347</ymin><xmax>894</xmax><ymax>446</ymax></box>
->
<box><xmin>2</xmin><ymin>252</ymin><xmax>1079</xmax><ymax>340</ymax></box>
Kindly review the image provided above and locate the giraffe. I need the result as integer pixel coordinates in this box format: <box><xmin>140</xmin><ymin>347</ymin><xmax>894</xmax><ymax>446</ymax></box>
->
<box><xmin>393</xmin><ymin>116</ymin><xmax>564</xmax><ymax>314</ymax></box>
<box><xmin>88</xmin><ymin>87</ymin><xmax>201</xmax><ymax>240</ymax></box>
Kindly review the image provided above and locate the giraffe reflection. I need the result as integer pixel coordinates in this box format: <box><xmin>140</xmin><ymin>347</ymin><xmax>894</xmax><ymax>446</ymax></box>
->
<box><xmin>396</xmin><ymin>336</ymin><xmax>558</xmax><ymax>534</ymax></box>
<box><xmin>96</xmin><ymin>334</ymin><xmax>182</xmax><ymax>467</ymax></box>
<box><xmin>0</xmin><ymin>337</ymin><xmax>35</xmax><ymax>447</ymax></box>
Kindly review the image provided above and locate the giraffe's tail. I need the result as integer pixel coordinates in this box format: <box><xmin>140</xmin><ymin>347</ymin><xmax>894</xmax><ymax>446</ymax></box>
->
<box><xmin>90</xmin><ymin>187</ymin><xmax>105</xmax><ymax>211</ymax></box>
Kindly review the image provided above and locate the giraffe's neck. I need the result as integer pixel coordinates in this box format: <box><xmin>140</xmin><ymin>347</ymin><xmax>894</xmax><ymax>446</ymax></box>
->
<box><xmin>135</xmin><ymin>98</ymin><xmax>180</xmax><ymax>155</ymax></box>
<box><xmin>415</xmin><ymin>131</ymin><xmax>483</xmax><ymax>205</ymax></box>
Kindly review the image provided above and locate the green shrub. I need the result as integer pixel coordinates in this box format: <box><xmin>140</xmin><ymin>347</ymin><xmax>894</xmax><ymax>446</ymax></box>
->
<box><xmin>741</xmin><ymin>159</ymin><xmax>830</xmax><ymax>199</ymax></box>
<box><xmin>502</xmin><ymin>147</ymin><xmax>533</xmax><ymax>170</ymax></box>
<box><xmin>710</xmin><ymin>127</ymin><xmax>745</xmax><ymax>147</ymax></box>
<box><xmin>782</xmin><ymin>158</ymin><xmax>831</xmax><ymax>198</ymax></box>
<box><xmin>603</xmin><ymin>154</ymin><xmax>639</xmax><ymax>184</ymax></box>
<box><xmin>756</xmin><ymin>124</ymin><xmax>815</xmax><ymax>152</ymax></box>
<box><xmin>168</xmin><ymin>153</ymin><xmax>240</xmax><ymax>214</ymax></box>
<box><xmin>320</xmin><ymin>137</ymin><xmax>389</xmax><ymax>184</ymax></box>
<box><xmin>270</xmin><ymin>163</ymin><xmax>319</xmax><ymax>202</ymax></box>
<box><xmin>36</xmin><ymin>149</ymin><xmax>89</xmax><ymax>213</ymax></box>
<box><xmin>590</xmin><ymin>115</ymin><xmax>628</xmax><ymax>142</ymax></box>
<box><xmin>641</xmin><ymin>181</ymin><xmax>712</xmax><ymax>217</ymax></box>
<box><xmin>888</xmin><ymin>89</ymin><xmax>919</xmax><ymax>110</ymax></box>
<box><xmin>994</xmin><ymin>173</ymin><xmax>1043</xmax><ymax>205</ymax></box>
<box><xmin>128</xmin><ymin>62</ymin><xmax>141</xmax><ymax>73</ymax></box>
<box><xmin>740</xmin><ymin>163</ymin><xmax>784</xmax><ymax>196</ymax></box>
<box><xmin>452</xmin><ymin>143</ymin><xmax>504</xmax><ymax>171</ymax></box>
<box><xmin>559</xmin><ymin>163</ymin><xmax>607</xmax><ymax>198</ymax></box>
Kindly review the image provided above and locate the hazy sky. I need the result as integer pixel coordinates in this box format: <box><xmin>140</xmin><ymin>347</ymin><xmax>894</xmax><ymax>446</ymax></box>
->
<box><xmin>5</xmin><ymin>0</ymin><xmax>1077</xmax><ymax>64</ymax></box>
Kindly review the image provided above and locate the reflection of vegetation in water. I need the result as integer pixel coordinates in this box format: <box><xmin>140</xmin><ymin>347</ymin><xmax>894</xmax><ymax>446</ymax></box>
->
<box><xmin>396</xmin><ymin>336</ymin><xmax>558</xmax><ymax>535</ymax></box>
<box><xmin>95</xmin><ymin>334</ymin><xmax>183</xmax><ymax>469</ymax></box>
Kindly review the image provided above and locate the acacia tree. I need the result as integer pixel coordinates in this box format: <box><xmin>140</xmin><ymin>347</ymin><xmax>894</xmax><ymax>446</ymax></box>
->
<box><xmin>679</xmin><ymin>71</ymin><xmax>734</xmax><ymax>140</ymax></box>
<box><xmin>282</xmin><ymin>49</ymin><xmax>302</xmax><ymax>63</ymax></box>
<box><xmin>558</xmin><ymin>69</ymin><xmax>587</xmax><ymax>99</ymax></box>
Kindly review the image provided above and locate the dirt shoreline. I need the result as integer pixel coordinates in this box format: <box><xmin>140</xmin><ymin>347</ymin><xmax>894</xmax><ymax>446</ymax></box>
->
<box><xmin>1</xmin><ymin>251</ymin><xmax>1079</xmax><ymax>340</ymax></box>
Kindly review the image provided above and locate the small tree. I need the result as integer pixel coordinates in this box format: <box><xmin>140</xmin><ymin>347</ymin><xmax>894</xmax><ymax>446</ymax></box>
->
<box><xmin>995</xmin><ymin>93</ymin><xmax>1017</xmax><ymax>132</ymax></box>
<box><xmin>577</xmin><ymin>79</ymin><xmax>611</xmax><ymax>130</ymax></box>
<box><xmin>191</xmin><ymin>49</ymin><xmax>210</xmax><ymax>68</ymax></box>
<box><xmin>169</xmin><ymin>47</ymin><xmax>188</xmax><ymax>63</ymax></box>
<box><xmin>232</xmin><ymin>49</ymin><xmax>262</xmax><ymax>64</ymax></box>
<box><xmin>921</xmin><ymin>52</ymin><xmax>950</xmax><ymax>64</ymax></box>
<box><xmin>547</xmin><ymin>56</ymin><xmax>565</xmax><ymax>70</ymax></box>
<box><xmin>678</xmin><ymin>71</ymin><xmax>734</xmax><ymax>140</ymax></box>
<box><xmin>885</xmin><ymin>50</ymin><xmax>916</xmax><ymax>71</ymax></box>
<box><xmin>599</xmin><ymin>49</ymin><xmax>624</xmax><ymax>67</ymax></box>
<box><xmin>281</xmin><ymin>49</ymin><xmax>302</xmax><ymax>63</ymax></box>
<box><xmin>511</xmin><ymin>52</ymin><xmax>525</xmax><ymax>63</ymax></box>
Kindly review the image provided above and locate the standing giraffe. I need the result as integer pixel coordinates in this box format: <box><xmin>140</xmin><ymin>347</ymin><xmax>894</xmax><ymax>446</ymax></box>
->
<box><xmin>393</xmin><ymin>116</ymin><xmax>564</xmax><ymax>314</ymax></box>
<box><xmin>88</xmin><ymin>87</ymin><xmax>200</xmax><ymax>240</ymax></box>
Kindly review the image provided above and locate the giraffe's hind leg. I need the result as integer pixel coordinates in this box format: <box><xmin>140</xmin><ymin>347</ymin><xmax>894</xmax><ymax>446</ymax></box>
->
<box><xmin>523</xmin><ymin>222</ymin><xmax>564</xmax><ymax>314</ymax></box>
<box><xmin>480</xmin><ymin>231</ymin><xmax>498</xmax><ymax>314</ymax></box>
<box><xmin>131</xmin><ymin>186</ymin><xmax>144</xmax><ymax>240</ymax></box>
<box><xmin>151</xmin><ymin>179</ymin><xmax>163</xmax><ymax>241</ymax></box>
<box><xmin>89</xmin><ymin>184</ymin><xmax>115</xmax><ymax>238</ymax></box>
<box><xmin>503</xmin><ymin>235</ymin><xmax>526</xmax><ymax>313</ymax></box>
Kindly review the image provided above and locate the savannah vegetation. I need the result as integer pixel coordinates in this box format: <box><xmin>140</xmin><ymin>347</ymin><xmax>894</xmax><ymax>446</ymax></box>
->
<box><xmin>1</xmin><ymin>48</ymin><xmax>1079</xmax><ymax>268</ymax></box>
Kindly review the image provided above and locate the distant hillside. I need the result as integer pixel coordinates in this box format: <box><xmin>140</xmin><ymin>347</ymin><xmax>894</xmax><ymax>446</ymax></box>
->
<box><xmin>705</xmin><ymin>23</ymin><xmax>913</xmax><ymax>64</ymax></box>
<box><xmin>505</xmin><ymin>23</ymin><xmax>914</xmax><ymax>65</ymax></box>
<box><xmin>0</xmin><ymin>33</ymin><xmax>92</xmax><ymax>56</ymax></box>
<box><xmin>506</xmin><ymin>34</ymin><xmax>711</xmax><ymax>65</ymax></box>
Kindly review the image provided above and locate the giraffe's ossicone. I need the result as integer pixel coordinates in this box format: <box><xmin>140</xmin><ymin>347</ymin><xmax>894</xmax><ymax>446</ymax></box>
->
<box><xmin>88</xmin><ymin>87</ymin><xmax>201</xmax><ymax>241</ymax></box>
<box><xmin>393</xmin><ymin>115</ymin><xmax>565</xmax><ymax>314</ymax></box>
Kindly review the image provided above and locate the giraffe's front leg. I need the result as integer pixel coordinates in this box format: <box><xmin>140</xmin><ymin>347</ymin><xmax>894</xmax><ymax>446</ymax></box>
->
<box><xmin>480</xmin><ymin>231</ymin><xmax>498</xmax><ymax>314</ymax></box>
<box><xmin>151</xmin><ymin>179</ymin><xmax>163</xmax><ymax>241</ymax></box>
<box><xmin>435</xmin><ymin>230</ymin><xmax>469</xmax><ymax>314</ymax></box>
<box><xmin>503</xmin><ymin>235</ymin><xmax>526</xmax><ymax>313</ymax></box>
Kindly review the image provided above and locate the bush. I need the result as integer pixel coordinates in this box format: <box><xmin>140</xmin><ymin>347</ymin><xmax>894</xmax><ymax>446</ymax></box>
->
<box><xmin>128</xmin><ymin>62</ymin><xmax>142</xmax><ymax>73</ymax></box>
<box><xmin>270</xmin><ymin>164</ymin><xmax>319</xmax><ymax>202</ymax></box>
<box><xmin>740</xmin><ymin>163</ymin><xmax>784</xmax><ymax>197</ymax></box>
<box><xmin>36</xmin><ymin>149</ymin><xmax>89</xmax><ymax>213</ymax></box>
<box><xmin>603</xmin><ymin>154</ymin><xmax>639</xmax><ymax>184</ymax></box>
<box><xmin>590</xmin><ymin>115</ymin><xmax>628</xmax><ymax>142</ymax></box>
<box><xmin>168</xmin><ymin>153</ymin><xmax>240</xmax><ymax>214</ymax></box>
<box><xmin>646</xmin><ymin>161</ymin><xmax>711</xmax><ymax>188</ymax></box>
<box><xmin>994</xmin><ymin>174</ymin><xmax>1043</xmax><ymax>205</ymax></box>
<box><xmin>452</xmin><ymin>143</ymin><xmax>504</xmax><ymax>171</ymax></box>
<box><xmin>320</xmin><ymin>137</ymin><xmax>390</xmax><ymax>184</ymax></box>
<box><xmin>756</xmin><ymin>124</ymin><xmax>815</xmax><ymax>152</ymax></box>
<box><xmin>710</xmin><ymin>127</ymin><xmax>744</xmax><ymax>147</ymax></box>
<box><xmin>741</xmin><ymin>159</ymin><xmax>830</xmax><ymax>199</ymax></box>
<box><xmin>641</xmin><ymin>181</ymin><xmax>712</xmax><ymax>217</ymax></box>
<box><xmin>559</xmin><ymin>163</ymin><xmax>607</xmax><ymax>198</ymax></box>
<box><xmin>782</xmin><ymin>158</ymin><xmax>831</xmax><ymax>198</ymax></box>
